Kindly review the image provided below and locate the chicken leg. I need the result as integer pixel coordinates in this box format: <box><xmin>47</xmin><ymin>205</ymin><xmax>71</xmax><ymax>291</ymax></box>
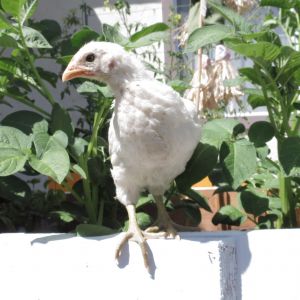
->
<box><xmin>145</xmin><ymin>195</ymin><xmax>201</xmax><ymax>238</ymax></box>
<box><xmin>115</xmin><ymin>204</ymin><xmax>165</xmax><ymax>271</ymax></box>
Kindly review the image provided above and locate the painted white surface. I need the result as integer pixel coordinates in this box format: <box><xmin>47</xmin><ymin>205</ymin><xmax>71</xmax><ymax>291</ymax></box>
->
<box><xmin>1</xmin><ymin>230</ymin><xmax>300</xmax><ymax>299</ymax></box>
<box><xmin>0</xmin><ymin>233</ymin><xmax>237</xmax><ymax>300</ymax></box>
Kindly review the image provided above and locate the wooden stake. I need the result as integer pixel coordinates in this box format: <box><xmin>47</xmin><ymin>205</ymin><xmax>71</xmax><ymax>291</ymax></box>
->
<box><xmin>195</xmin><ymin>0</ymin><xmax>205</xmax><ymax>115</ymax></box>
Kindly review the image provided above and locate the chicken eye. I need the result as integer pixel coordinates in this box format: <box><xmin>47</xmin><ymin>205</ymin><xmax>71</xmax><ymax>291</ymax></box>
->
<box><xmin>86</xmin><ymin>53</ymin><xmax>95</xmax><ymax>62</ymax></box>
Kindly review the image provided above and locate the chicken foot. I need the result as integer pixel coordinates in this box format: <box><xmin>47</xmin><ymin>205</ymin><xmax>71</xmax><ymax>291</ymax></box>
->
<box><xmin>115</xmin><ymin>204</ymin><xmax>165</xmax><ymax>271</ymax></box>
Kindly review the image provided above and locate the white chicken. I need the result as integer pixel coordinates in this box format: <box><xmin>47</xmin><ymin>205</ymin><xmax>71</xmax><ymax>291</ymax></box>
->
<box><xmin>62</xmin><ymin>41</ymin><xmax>201</xmax><ymax>270</ymax></box>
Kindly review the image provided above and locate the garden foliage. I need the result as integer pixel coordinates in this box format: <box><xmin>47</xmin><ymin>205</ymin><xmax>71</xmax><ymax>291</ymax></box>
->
<box><xmin>0</xmin><ymin>0</ymin><xmax>299</xmax><ymax>232</ymax></box>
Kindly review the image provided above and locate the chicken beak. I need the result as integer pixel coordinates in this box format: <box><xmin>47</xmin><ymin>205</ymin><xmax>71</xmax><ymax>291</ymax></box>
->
<box><xmin>62</xmin><ymin>65</ymin><xmax>94</xmax><ymax>82</ymax></box>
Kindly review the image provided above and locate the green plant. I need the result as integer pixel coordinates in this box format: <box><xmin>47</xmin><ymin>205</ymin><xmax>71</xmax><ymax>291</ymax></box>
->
<box><xmin>185</xmin><ymin>0</ymin><xmax>300</xmax><ymax>228</ymax></box>
<box><xmin>0</xmin><ymin>0</ymin><xmax>216</xmax><ymax>234</ymax></box>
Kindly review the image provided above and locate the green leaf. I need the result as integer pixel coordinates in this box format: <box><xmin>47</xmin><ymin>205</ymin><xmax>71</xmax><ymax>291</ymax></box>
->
<box><xmin>239</xmin><ymin>190</ymin><xmax>269</xmax><ymax>217</ymax></box>
<box><xmin>260</xmin><ymin>0</ymin><xmax>295</xmax><ymax>8</ymax></box>
<box><xmin>71</xmin><ymin>164</ymin><xmax>87</xmax><ymax>179</ymax></box>
<box><xmin>248</xmin><ymin>121</ymin><xmax>275</xmax><ymax>147</ymax></box>
<box><xmin>102</xmin><ymin>23</ymin><xmax>129</xmax><ymax>45</ymax></box>
<box><xmin>1</xmin><ymin>110</ymin><xmax>44</xmax><ymax>135</ymax></box>
<box><xmin>168</xmin><ymin>80</ymin><xmax>190</xmax><ymax>93</ymax></box>
<box><xmin>176</xmin><ymin>142</ymin><xmax>218</xmax><ymax>192</ymax></box>
<box><xmin>32</xmin><ymin>119</ymin><xmax>48</xmax><ymax>134</ymax></box>
<box><xmin>0</xmin><ymin>58</ymin><xmax>38</xmax><ymax>88</ymax></box>
<box><xmin>1</xmin><ymin>0</ymin><xmax>26</xmax><ymax>17</ymax></box>
<box><xmin>0</xmin><ymin>32</ymin><xmax>18</xmax><ymax>48</ymax></box>
<box><xmin>126</xmin><ymin>22</ymin><xmax>169</xmax><ymax>49</ymax></box>
<box><xmin>77</xmin><ymin>81</ymin><xmax>113</xmax><ymax>98</ymax></box>
<box><xmin>136</xmin><ymin>212</ymin><xmax>152</xmax><ymax>230</ymax></box>
<box><xmin>247</xmin><ymin>94</ymin><xmax>266</xmax><ymax>109</ymax></box>
<box><xmin>0</xmin><ymin>126</ymin><xmax>31</xmax><ymax>176</ymax></box>
<box><xmin>50</xmin><ymin>103</ymin><xmax>74</xmax><ymax>144</ymax></box>
<box><xmin>221</xmin><ymin>139</ymin><xmax>257</xmax><ymax>189</ymax></box>
<box><xmin>0</xmin><ymin>10</ymin><xmax>14</xmax><ymax>29</ymax></box>
<box><xmin>30</xmin><ymin>129</ymin><xmax>70</xmax><ymax>183</ymax></box>
<box><xmin>239</xmin><ymin>68</ymin><xmax>262</xmax><ymax>85</ymax></box>
<box><xmin>29</xmin><ymin>148</ymin><xmax>69</xmax><ymax>183</ymax></box>
<box><xmin>226</xmin><ymin>41</ymin><xmax>281</xmax><ymax>61</ymax></box>
<box><xmin>207</xmin><ymin>0</ymin><xmax>252</xmax><ymax>33</ymax></box>
<box><xmin>201</xmin><ymin>118</ymin><xmax>240</xmax><ymax>149</ymax></box>
<box><xmin>212</xmin><ymin>205</ymin><xmax>246</xmax><ymax>226</ymax></box>
<box><xmin>0</xmin><ymin>175</ymin><xmax>31</xmax><ymax>202</ymax></box>
<box><xmin>51</xmin><ymin>211</ymin><xmax>75</xmax><ymax>223</ymax></box>
<box><xmin>185</xmin><ymin>24</ymin><xmax>234</xmax><ymax>53</ymax></box>
<box><xmin>71</xmin><ymin>26</ymin><xmax>99</xmax><ymax>49</ymax></box>
<box><xmin>22</xmin><ymin>26</ymin><xmax>52</xmax><ymax>48</ymax></box>
<box><xmin>52</xmin><ymin>131</ymin><xmax>68</xmax><ymax>148</ymax></box>
<box><xmin>56</xmin><ymin>55</ymin><xmax>72</xmax><ymax>66</ymax></box>
<box><xmin>136</xmin><ymin>195</ymin><xmax>154</xmax><ymax>209</ymax></box>
<box><xmin>20</xmin><ymin>0</ymin><xmax>39</xmax><ymax>25</ymax></box>
<box><xmin>70</xmin><ymin>137</ymin><xmax>88</xmax><ymax>158</ymax></box>
<box><xmin>76</xmin><ymin>224</ymin><xmax>118</xmax><ymax>237</ymax></box>
<box><xmin>184</xmin><ymin>188</ymin><xmax>212</xmax><ymax>212</ymax></box>
<box><xmin>31</xmin><ymin>19</ymin><xmax>62</xmax><ymax>43</ymax></box>
<box><xmin>279</xmin><ymin>137</ymin><xmax>300</xmax><ymax>176</ymax></box>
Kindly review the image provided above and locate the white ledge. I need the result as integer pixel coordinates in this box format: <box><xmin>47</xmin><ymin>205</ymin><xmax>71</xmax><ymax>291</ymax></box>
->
<box><xmin>1</xmin><ymin>230</ymin><xmax>300</xmax><ymax>300</ymax></box>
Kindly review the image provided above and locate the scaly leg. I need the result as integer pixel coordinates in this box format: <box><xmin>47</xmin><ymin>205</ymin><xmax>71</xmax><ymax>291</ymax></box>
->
<box><xmin>145</xmin><ymin>195</ymin><xmax>201</xmax><ymax>238</ymax></box>
<box><xmin>115</xmin><ymin>204</ymin><xmax>165</xmax><ymax>271</ymax></box>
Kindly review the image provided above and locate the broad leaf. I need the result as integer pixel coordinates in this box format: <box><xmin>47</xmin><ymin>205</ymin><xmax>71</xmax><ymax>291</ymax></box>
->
<box><xmin>0</xmin><ymin>126</ymin><xmax>32</xmax><ymax>176</ymax></box>
<box><xmin>29</xmin><ymin>147</ymin><xmax>69</xmax><ymax>183</ymax></box>
<box><xmin>71</xmin><ymin>26</ymin><xmax>99</xmax><ymax>49</ymax></box>
<box><xmin>239</xmin><ymin>190</ymin><xmax>269</xmax><ymax>217</ymax></box>
<box><xmin>31</xmin><ymin>19</ymin><xmax>62</xmax><ymax>43</ymax></box>
<box><xmin>102</xmin><ymin>23</ymin><xmax>128</xmax><ymax>45</ymax></box>
<box><xmin>70</xmin><ymin>137</ymin><xmax>88</xmax><ymax>158</ymax></box>
<box><xmin>136</xmin><ymin>195</ymin><xmax>154</xmax><ymax>209</ymax></box>
<box><xmin>126</xmin><ymin>23</ymin><xmax>169</xmax><ymax>49</ymax></box>
<box><xmin>201</xmin><ymin>118</ymin><xmax>241</xmax><ymax>149</ymax></box>
<box><xmin>207</xmin><ymin>0</ymin><xmax>252</xmax><ymax>33</ymax></box>
<box><xmin>1</xmin><ymin>110</ymin><xmax>44</xmax><ymax>135</ymax></box>
<box><xmin>0</xmin><ymin>32</ymin><xmax>18</xmax><ymax>48</ymax></box>
<box><xmin>185</xmin><ymin>24</ymin><xmax>234</xmax><ymax>52</ymax></box>
<box><xmin>30</xmin><ymin>127</ymin><xmax>70</xmax><ymax>183</ymax></box>
<box><xmin>71</xmin><ymin>164</ymin><xmax>87</xmax><ymax>180</ymax></box>
<box><xmin>136</xmin><ymin>212</ymin><xmax>152</xmax><ymax>229</ymax></box>
<box><xmin>184</xmin><ymin>188</ymin><xmax>212</xmax><ymax>212</ymax></box>
<box><xmin>1</xmin><ymin>0</ymin><xmax>26</xmax><ymax>17</ymax></box>
<box><xmin>176</xmin><ymin>142</ymin><xmax>218</xmax><ymax>192</ymax></box>
<box><xmin>248</xmin><ymin>121</ymin><xmax>274</xmax><ymax>147</ymax></box>
<box><xmin>22</xmin><ymin>26</ymin><xmax>52</xmax><ymax>48</ymax></box>
<box><xmin>221</xmin><ymin>139</ymin><xmax>257</xmax><ymax>189</ymax></box>
<box><xmin>279</xmin><ymin>137</ymin><xmax>300</xmax><ymax>176</ymax></box>
<box><xmin>50</xmin><ymin>104</ymin><xmax>74</xmax><ymax>144</ymax></box>
<box><xmin>77</xmin><ymin>81</ymin><xmax>113</xmax><ymax>98</ymax></box>
<box><xmin>226</xmin><ymin>41</ymin><xmax>281</xmax><ymax>61</ymax></box>
<box><xmin>212</xmin><ymin>205</ymin><xmax>246</xmax><ymax>226</ymax></box>
<box><xmin>0</xmin><ymin>10</ymin><xmax>14</xmax><ymax>29</ymax></box>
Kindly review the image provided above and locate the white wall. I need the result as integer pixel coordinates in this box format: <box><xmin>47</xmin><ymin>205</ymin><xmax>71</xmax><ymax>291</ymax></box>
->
<box><xmin>1</xmin><ymin>230</ymin><xmax>300</xmax><ymax>300</ymax></box>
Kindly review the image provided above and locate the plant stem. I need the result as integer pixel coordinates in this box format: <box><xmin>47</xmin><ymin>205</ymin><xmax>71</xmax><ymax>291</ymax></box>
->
<box><xmin>279</xmin><ymin>171</ymin><xmax>296</xmax><ymax>227</ymax></box>
<box><xmin>18</xmin><ymin>22</ymin><xmax>56</xmax><ymax>106</ymax></box>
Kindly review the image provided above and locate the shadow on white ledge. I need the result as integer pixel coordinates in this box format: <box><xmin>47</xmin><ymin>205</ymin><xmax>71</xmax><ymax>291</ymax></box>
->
<box><xmin>1</xmin><ymin>230</ymin><xmax>299</xmax><ymax>300</ymax></box>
